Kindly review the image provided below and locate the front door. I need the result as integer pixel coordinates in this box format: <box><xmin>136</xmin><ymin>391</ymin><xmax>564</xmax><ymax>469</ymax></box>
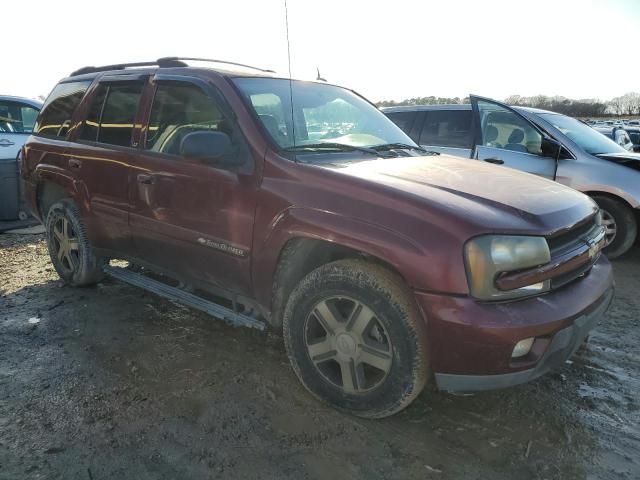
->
<box><xmin>0</xmin><ymin>100</ymin><xmax>40</xmax><ymax>220</ymax></box>
<box><xmin>0</xmin><ymin>100</ymin><xmax>39</xmax><ymax>160</ymax></box>
<box><xmin>470</xmin><ymin>95</ymin><xmax>557</xmax><ymax>179</ymax></box>
<box><xmin>129</xmin><ymin>76</ymin><xmax>257</xmax><ymax>296</ymax></box>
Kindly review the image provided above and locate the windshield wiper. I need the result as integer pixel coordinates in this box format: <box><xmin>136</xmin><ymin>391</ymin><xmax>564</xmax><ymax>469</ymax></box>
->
<box><xmin>284</xmin><ymin>142</ymin><xmax>380</xmax><ymax>156</ymax></box>
<box><xmin>371</xmin><ymin>143</ymin><xmax>438</xmax><ymax>155</ymax></box>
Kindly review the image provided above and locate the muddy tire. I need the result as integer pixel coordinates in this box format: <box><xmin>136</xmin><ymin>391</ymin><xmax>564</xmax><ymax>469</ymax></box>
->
<box><xmin>592</xmin><ymin>195</ymin><xmax>637</xmax><ymax>259</ymax></box>
<box><xmin>45</xmin><ymin>199</ymin><xmax>105</xmax><ymax>286</ymax></box>
<box><xmin>283</xmin><ymin>259</ymin><xmax>429</xmax><ymax>418</ymax></box>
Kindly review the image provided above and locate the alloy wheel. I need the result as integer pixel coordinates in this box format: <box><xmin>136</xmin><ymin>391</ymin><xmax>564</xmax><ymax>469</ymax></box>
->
<box><xmin>601</xmin><ymin>209</ymin><xmax>617</xmax><ymax>246</ymax></box>
<box><xmin>51</xmin><ymin>216</ymin><xmax>80</xmax><ymax>273</ymax></box>
<box><xmin>304</xmin><ymin>296</ymin><xmax>393</xmax><ymax>393</ymax></box>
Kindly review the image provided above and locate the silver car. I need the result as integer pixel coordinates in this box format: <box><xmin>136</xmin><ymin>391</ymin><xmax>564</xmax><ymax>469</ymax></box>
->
<box><xmin>0</xmin><ymin>95</ymin><xmax>42</xmax><ymax>221</ymax></box>
<box><xmin>383</xmin><ymin>96</ymin><xmax>640</xmax><ymax>258</ymax></box>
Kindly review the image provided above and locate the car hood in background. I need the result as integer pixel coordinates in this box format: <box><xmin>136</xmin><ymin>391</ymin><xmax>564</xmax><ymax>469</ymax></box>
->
<box><xmin>595</xmin><ymin>152</ymin><xmax>640</xmax><ymax>171</ymax></box>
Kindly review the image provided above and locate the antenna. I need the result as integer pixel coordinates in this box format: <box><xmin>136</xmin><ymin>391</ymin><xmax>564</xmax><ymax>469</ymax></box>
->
<box><xmin>316</xmin><ymin>67</ymin><xmax>326</xmax><ymax>82</ymax></box>
<box><xmin>284</xmin><ymin>0</ymin><xmax>296</xmax><ymax>148</ymax></box>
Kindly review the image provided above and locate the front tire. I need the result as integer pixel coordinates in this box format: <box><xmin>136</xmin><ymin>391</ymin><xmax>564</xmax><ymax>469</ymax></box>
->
<box><xmin>592</xmin><ymin>195</ymin><xmax>637</xmax><ymax>259</ymax></box>
<box><xmin>45</xmin><ymin>199</ymin><xmax>105</xmax><ymax>286</ymax></box>
<box><xmin>283</xmin><ymin>259</ymin><xmax>429</xmax><ymax>418</ymax></box>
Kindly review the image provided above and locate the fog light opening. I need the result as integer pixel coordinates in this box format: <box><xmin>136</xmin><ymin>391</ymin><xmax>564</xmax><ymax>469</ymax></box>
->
<box><xmin>512</xmin><ymin>337</ymin><xmax>535</xmax><ymax>358</ymax></box>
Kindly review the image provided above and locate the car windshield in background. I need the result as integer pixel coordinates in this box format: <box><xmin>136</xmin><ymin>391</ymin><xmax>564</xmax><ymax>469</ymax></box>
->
<box><xmin>538</xmin><ymin>112</ymin><xmax>628</xmax><ymax>156</ymax></box>
<box><xmin>233</xmin><ymin>78</ymin><xmax>416</xmax><ymax>152</ymax></box>
<box><xmin>0</xmin><ymin>101</ymin><xmax>39</xmax><ymax>134</ymax></box>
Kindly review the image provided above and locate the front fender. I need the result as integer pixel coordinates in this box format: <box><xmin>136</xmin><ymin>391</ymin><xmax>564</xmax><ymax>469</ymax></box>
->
<box><xmin>579</xmin><ymin>183</ymin><xmax>640</xmax><ymax>209</ymax></box>
<box><xmin>252</xmin><ymin>206</ymin><xmax>438</xmax><ymax>309</ymax></box>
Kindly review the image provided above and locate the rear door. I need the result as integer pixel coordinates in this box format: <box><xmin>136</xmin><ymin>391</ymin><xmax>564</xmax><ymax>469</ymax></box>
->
<box><xmin>68</xmin><ymin>75</ymin><xmax>146</xmax><ymax>255</ymax></box>
<box><xmin>417</xmin><ymin>108</ymin><xmax>474</xmax><ymax>157</ymax></box>
<box><xmin>470</xmin><ymin>95</ymin><xmax>557</xmax><ymax>179</ymax></box>
<box><xmin>129</xmin><ymin>75</ymin><xmax>257</xmax><ymax>295</ymax></box>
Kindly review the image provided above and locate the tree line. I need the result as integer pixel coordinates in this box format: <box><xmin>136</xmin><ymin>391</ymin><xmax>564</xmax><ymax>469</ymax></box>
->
<box><xmin>377</xmin><ymin>92</ymin><xmax>640</xmax><ymax>118</ymax></box>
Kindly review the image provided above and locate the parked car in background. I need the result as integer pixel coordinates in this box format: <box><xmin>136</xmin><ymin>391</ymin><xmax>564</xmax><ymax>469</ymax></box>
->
<box><xmin>593</xmin><ymin>126</ymin><xmax>634</xmax><ymax>151</ymax></box>
<box><xmin>624</xmin><ymin>126</ymin><xmax>640</xmax><ymax>152</ymax></box>
<box><xmin>20</xmin><ymin>59</ymin><xmax>613</xmax><ymax>418</ymax></box>
<box><xmin>0</xmin><ymin>95</ymin><xmax>42</xmax><ymax>222</ymax></box>
<box><xmin>384</xmin><ymin>97</ymin><xmax>640</xmax><ymax>258</ymax></box>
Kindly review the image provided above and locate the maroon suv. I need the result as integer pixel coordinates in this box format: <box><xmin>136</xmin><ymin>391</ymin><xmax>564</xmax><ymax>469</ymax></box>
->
<box><xmin>21</xmin><ymin>58</ymin><xmax>614</xmax><ymax>418</ymax></box>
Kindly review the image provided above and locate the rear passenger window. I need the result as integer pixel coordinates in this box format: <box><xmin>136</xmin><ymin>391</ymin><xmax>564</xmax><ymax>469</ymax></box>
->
<box><xmin>97</xmin><ymin>84</ymin><xmax>143</xmax><ymax>147</ymax></box>
<box><xmin>386</xmin><ymin>111</ymin><xmax>417</xmax><ymax>134</ymax></box>
<box><xmin>34</xmin><ymin>81</ymin><xmax>90</xmax><ymax>138</ymax></box>
<box><xmin>419</xmin><ymin>110</ymin><xmax>473</xmax><ymax>148</ymax></box>
<box><xmin>145</xmin><ymin>83</ymin><xmax>228</xmax><ymax>155</ymax></box>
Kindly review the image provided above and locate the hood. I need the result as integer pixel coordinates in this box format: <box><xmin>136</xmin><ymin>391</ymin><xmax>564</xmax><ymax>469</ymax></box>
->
<box><xmin>322</xmin><ymin>154</ymin><xmax>596</xmax><ymax>235</ymax></box>
<box><xmin>596</xmin><ymin>152</ymin><xmax>640</xmax><ymax>171</ymax></box>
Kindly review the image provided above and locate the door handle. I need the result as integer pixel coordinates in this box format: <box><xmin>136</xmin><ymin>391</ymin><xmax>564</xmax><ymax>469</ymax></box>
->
<box><xmin>0</xmin><ymin>139</ymin><xmax>15</xmax><ymax>147</ymax></box>
<box><xmin>68</xmin><ymin>158</ymin><xmax>82</xmax><ymax>169</ymax></box>
<box><xmin>137</xmin><ymin>173</ymin><xmax>155</xmax><ymax>185</ymax></box>
<box><xmin>484</xmin><ymin>158</ymin><xmax>504</xmax><ymax>165</ymax></box>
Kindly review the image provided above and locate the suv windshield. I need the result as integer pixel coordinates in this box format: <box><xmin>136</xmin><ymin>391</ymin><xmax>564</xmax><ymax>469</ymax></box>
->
<box><xmin>538</xmin><ymin>112</ymin><xmax>628</xmax><ymax>155</ymax></box>
<box><xmin>233</xmin><ymin>78</ymin><xmax>416</xmax><ymax>152</ymax></box>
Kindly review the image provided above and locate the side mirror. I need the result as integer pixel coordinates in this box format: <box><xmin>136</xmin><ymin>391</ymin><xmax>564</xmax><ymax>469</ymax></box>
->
<box><xmin>180</xmin><ymin>131</ymin><xmax>233</xmax><ymax>165</ymax></box>
<box><xmin>541</xmin><ymin>137</ymin><xmax>562</xmax><ymax>160</ymax></box>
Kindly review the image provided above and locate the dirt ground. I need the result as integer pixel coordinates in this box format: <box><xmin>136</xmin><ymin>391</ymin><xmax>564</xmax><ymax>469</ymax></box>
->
<box><xmin>0</xmin><ymin>232</ymin><xmax>638</xmax><ymax>480</ymax></box>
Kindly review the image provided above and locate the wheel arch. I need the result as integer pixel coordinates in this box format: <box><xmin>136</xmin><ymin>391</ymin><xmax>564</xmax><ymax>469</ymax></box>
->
<box><xmin>35</xmin><ymin>166</ymin><xmax>86</xmax><ymax>219</ymax></box>
<box><xmin>582</xmin><ymin>187</ymin><xmax>639</xmax><ymax>209</ymax></box>
<box><xmin>258</xmin><ymin>207</ymin><xmax>428</xmax><ymax>329</ymax></box>
<box><xmin>269</xmin><ymin>236</ymin><xmax>412</xmax><ymax>330</ymax></box>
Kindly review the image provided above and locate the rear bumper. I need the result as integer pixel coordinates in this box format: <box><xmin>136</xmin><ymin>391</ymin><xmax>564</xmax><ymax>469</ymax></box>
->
<box><xmin>413</xmin><ymin>255</ymin><xmax>614</xmax><ymax>392</ymax></box>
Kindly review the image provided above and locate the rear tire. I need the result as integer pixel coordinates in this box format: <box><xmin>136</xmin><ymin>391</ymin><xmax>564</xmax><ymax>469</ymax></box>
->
<box><xmin>283</xmin><ymin>259</ymin><xmax>429</xmax><ymax>418</ymax></box>
<box><xmin>45</xmin><ymin>199</ymin><xmax>105</xmax><ymax>286</ymax></box>
<box><xmin>592</xmin><ymin>195</ymin><xmax>637</xmax><ymax>259</ymax></box>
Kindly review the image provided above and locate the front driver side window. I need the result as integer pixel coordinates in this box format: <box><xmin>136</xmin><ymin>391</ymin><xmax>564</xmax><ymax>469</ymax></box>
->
<box><xmin>478</xmin><ymin>100</ymin><xmax>542</xmax><ymax>156</ymax></box>
<box><xmin>145</xmin><ymin>83</ymin><xmax>229</xmax><ymax>156</ymax></box>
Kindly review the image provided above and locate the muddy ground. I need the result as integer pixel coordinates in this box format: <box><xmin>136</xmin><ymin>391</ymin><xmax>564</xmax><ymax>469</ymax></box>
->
<box><xmin>0</xmin><ymin>232</ymin><xmax>638</xmax><ymax>480</ymax></box>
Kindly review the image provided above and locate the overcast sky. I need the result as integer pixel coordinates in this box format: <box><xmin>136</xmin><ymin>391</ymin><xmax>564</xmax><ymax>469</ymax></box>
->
<box><xmin>3</xmin><ymin>0</ymin><xmax>639</xmax><ymax>103</ymax></box>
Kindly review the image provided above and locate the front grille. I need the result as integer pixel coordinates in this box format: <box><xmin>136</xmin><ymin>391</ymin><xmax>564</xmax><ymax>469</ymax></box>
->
<box><xmin>547</xmin><ymin>214</ymin><xmax>598</xmax><ymax>256</ymax></box>
<box><xmin>547</xmin><ymin>213</ymin><xmax>602</xmax><ymax>289</ymax></box>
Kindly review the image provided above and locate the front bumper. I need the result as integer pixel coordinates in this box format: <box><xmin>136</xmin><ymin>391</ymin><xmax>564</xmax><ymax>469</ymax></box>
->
<box><xmin>413</xmin><ymin>255</ymin><xmax>614</xmax><ymax>392</ymax></box>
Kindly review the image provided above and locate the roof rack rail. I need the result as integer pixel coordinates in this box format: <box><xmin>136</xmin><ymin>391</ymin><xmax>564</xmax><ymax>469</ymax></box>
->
<box><xmin>157</xmin><ymin>57</ymin><xmax>275</xmax><ymax>73</ymax></box>
<box><xmin>70</xmin><ymin>58</ymin><xmax>187</xmax><ymax>77</ymax></box>
<box><xmin>69</xmin><ymin>57</ymin><xmax>276</xmax><ymax>77</ymax></box>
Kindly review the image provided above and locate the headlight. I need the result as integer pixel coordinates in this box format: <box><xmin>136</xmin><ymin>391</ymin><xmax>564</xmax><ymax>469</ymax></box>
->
<box><xmin>464</xmin><ymin>235</ymin><xmax>551</xmax><ymax>300</ymax></box>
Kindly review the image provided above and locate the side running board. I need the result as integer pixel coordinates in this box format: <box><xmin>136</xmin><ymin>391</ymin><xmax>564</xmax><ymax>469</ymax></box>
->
<box><xmin>103</xmin><ymin>265</ymin><xmax>265</xmax><ymax>331</ymax></box>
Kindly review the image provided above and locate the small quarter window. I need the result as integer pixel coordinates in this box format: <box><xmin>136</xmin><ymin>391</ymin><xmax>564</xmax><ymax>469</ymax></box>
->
<box><xmin>34</xmin><ymin>81</ymin><xmax>90</xmax><ymax>138</ymax></box>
